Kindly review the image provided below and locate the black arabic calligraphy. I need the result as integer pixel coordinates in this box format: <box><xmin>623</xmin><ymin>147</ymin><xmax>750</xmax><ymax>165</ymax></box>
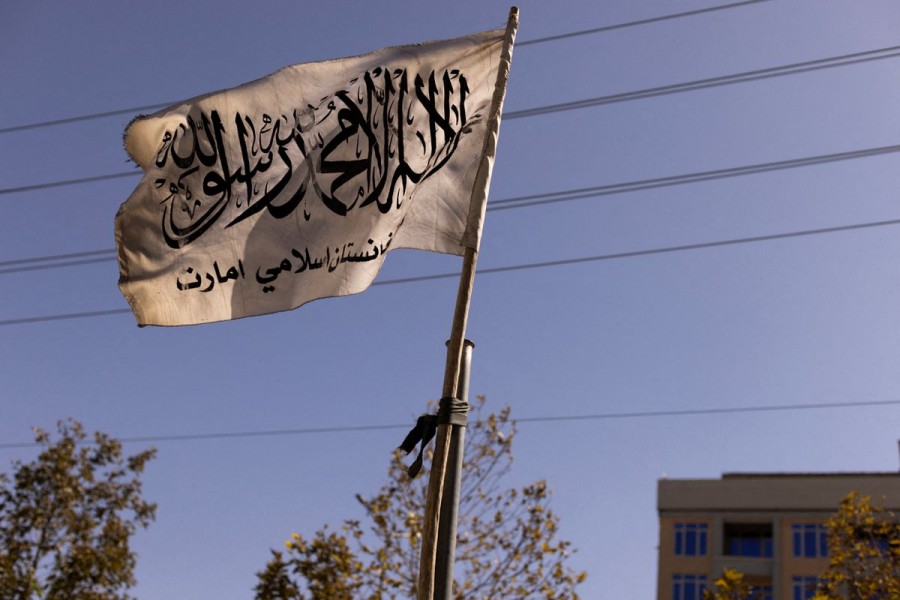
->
<box><xmin>175</xmin><ymin>233</ymin><xmax>394</xmax><ymax>295</ymax></box>
<box><xmin>154</xmin><ymin>67</ymin><xmax>478</xmax><ymax>249</ymax></box>
<box><xmin>254</xmin><ymin>234</ymin><xmax>393</xmax><ymax>293</ymax></box>
<box><xmin>175</xmin><ymin>260</ymin><xmax>246</xmax><ymax>293</ymax></box>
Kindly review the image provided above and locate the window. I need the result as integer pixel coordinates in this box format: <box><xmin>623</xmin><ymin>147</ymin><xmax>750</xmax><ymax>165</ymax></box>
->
<box><xmin>857</xmin><ymin>529</ymin><xmax>893</xmax><ymax>555</ymax></box>
<box><xmin>750</xmin><ymin>584</ymin><xmax>773</xmax><ymax>600</ymax></box>
<box><xmin>792</xmin><ymin>576</ymin><xmax>820</xmax><ymax>600</ymax></box>
<box><xmin>672</xmin><ymin>574</ymin><xmax>707</xmax><ymax>600</ymax></box>
<box><xmin>724</xmin><ymin>522</ymin><xmax>773</xmax><ymax>557</ymax></box>
<box><xmin>792</xmin><ymin>523</ymin><xmax>828</xmax><ymax>558</ymax></box>
<box><xmin>674</xmin><ymin>522</ymin><xmax>708</xmax><ymax>556</ymax></box>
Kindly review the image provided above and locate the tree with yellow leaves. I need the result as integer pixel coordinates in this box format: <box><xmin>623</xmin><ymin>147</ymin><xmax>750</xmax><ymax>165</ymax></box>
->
<box><xmin>811</xmin><ymin>492</ymin><xmax>899</xmax><ymax>600</ymax></box>
<box><xmin>703</xmin><ymin>493</ymin><xmax>899</xmax><ymax>600</ymax></box>
<box><xmin>254</xmin><ymin>397</ymin><xmax>586</xmax><ymax>599</ymax></box>
<box><xmin>0</xmin><ymin>420</ymin><xmax>156</xmax><ymax>600</ymax></box>
<box><xmin>703</xmin><ymin>568</ymin><xmax>752</xmax><ymax>600</ymax></box>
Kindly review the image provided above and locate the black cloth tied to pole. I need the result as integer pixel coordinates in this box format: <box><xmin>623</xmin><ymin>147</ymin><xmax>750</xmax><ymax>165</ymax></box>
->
<box><xmin>399</xmin><ymin>397</ymin><xmax>468</xmax><ymax>478</ymax></box>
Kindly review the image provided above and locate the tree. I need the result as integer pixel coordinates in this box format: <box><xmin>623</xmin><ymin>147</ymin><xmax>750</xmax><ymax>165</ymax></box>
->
<box><xmin>811</xmin><ymin>491</ymin><xmax>900</xmax><ymax>600</ymax></box>
<box><xmin>0</xmin><ymin>419</ymin><xmax>156</xmax><ymax>600</ymax></box>
<box><xmin>702</xmin><ymin>568</ymin><xmax>752</xmax><ymax>600</ymax></box>
<box><xmin>255</xmin><ymin>396</ymin><xmax>587</xmax><ymax>599</ymax></box>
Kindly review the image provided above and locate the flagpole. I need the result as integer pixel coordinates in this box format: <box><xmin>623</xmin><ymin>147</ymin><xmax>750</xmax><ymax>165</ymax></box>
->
<box><xmin>417</xmin><ymin>9</ymin><xmax>517</xmax><ymax>599</ymax></box>
<box><xmin>418</xmin><ymin>247</ymin><xmax>478</xmax><ymax>600</ymax></box>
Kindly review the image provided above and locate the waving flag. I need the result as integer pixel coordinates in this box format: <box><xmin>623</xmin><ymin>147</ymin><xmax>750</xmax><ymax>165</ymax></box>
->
<box><xmin>116</xmin><ymin>20</ymin><xmax>516</xmax><ymax>326</ymax></box>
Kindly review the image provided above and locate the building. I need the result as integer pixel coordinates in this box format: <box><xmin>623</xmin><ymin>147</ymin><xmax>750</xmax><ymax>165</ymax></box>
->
<box><xmin>656</xmin><ymin>472</ymin><xmax>900</xmax><ymax>600</ymax></box>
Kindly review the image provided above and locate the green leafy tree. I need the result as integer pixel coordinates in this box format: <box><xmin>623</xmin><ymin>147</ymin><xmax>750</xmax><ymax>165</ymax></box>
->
<box><xmin>703</xmin><ymin>568</ymin><xmax>752</xmax><ymax>600</ymax></box>
<box><xmin>0</xmin><ymin>420</ymin><xmax>156</xmax><ymax>600</ymax></box>
<box><xmin>255</xmin><ymin>397</ymin><xmax>586</xmax><ymax>599</ymax></box>
<box><xmin>812</xmin><ymin>492</ymin><xmax>900</xmax><ymax>600</ymax></box>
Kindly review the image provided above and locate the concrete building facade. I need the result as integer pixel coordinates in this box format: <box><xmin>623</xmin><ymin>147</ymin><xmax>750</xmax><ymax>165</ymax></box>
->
<box><xmin>656</xmin><ymin>472</ymin><xmax>900</xmax><ymax>600</ymax></box>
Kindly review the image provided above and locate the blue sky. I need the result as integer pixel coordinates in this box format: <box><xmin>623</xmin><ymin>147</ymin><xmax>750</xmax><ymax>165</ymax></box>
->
<box><xmin>2</xmin><ymin>1</ymin><xmax>900</xmax><ymax>598</ymax></box>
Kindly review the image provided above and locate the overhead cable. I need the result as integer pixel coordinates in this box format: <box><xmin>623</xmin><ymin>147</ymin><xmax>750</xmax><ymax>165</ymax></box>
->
<box><xmin>0</xmin><ymin>0</ymin><xmax>775</xmax><ymax>135</ymax></box>
<box><xmin>0</xmin><ymin>171</ymin><xmax>139</xmax><ymax>196</ymax></box>
<box><xmin>489</xmin><ymin>144</ymin><xmax>900</xmax><ymax>211</ymax></box>
<box><xmin>2</xmin><ymin>44</ymin><xmax>897</xmax><ymax>199</ymax></box>
<box><xmin>0</xmin><ymin>248</ymin><xmax>117</xmax><ymax>268</ymax></box>
<box><xmin>0</xmin><ymin>397</ymin><xmax>895</xmax><ymax>450</ymax></box>
<box><xmin>518</xmin><ymin>0</ymin><xmax>773</xmax><ymax>46</ymax></box>
<box><xmin>3</xmin><ymin>43</ymin><xmax>898</xmax><ymax>199</ymax></box>
<box><xmin>2</xmin><ymin>217</ymin><xmax>898</xmax><ymax>327</ymax></box>
<box><xmin>506</xmin><ymin>45</ymin><xmax>900</xmax><ymax>120</ymax></box>
<box><xmin>3</xmin><ymin>143</ymin><xmax>898</xmax><ymax>275</ymax></box>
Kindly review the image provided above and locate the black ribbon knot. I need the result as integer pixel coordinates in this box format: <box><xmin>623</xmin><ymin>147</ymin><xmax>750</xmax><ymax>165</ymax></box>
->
<box><xmin>398</xmin><ymin>396</ymin><xmax>468</xmax><ymax>478</ymax></box>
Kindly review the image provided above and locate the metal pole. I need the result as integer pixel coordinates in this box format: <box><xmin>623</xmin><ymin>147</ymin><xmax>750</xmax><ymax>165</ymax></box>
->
<box><xmin>434</xmin><ymin>340</ymin><xmax>474</xmax><ymax>600</ymax></box>
<box><xmin>419</xmin><ymin>248</ymin><xmax>477</xmax><ymax>600</ymax></box>
<box><xmin>418</xmin><ymin>10</ymin><xmax>518</xmax><ymax>598</ymax></box>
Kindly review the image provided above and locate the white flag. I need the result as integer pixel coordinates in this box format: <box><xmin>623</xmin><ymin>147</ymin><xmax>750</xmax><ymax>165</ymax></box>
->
<box><xmin>116</xmin><ymin>17</ymin><xmax>516</xmax><ymax>326</ymax></box>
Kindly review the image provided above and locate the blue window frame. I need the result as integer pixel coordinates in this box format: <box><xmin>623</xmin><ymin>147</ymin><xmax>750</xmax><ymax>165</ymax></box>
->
<box><xmin>673</xmin><ymin>574</ymin><xmax>707</xmax><ymax>600</ymax></box>
<box><xmin>792</xmin><ymin>523</ymin><xmax>828</xmax><ymax>558</ymax></box>
<box><xmin>792</xmin><ymin>576</ymin><xmax>820</xmax><ymax>600</ymax></box>
<box><xmin>674</xmin><ymin>522</ymin><xmax>708</xmax><ymax>556</ymax></box>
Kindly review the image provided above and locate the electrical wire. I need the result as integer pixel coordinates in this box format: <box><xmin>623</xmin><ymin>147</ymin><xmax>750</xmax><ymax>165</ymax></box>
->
<box><xmin>0</xmin><ymin>0</ymin><xmax>775</xmax><ymax>135</ymax></box>
<box><xmin>3</xmin><ymin>43</ymin><xmax>897</xmax><ymax>199</ymax></box>
<box><xmin>488</xmin><ymin>144</ymin><xmax>900</xmax><ymax>211</ymax></box>
<box><xmin>0</xmin><ymin>256</ymin><xmax>118</xmax><ymax>275</ymax></box>
<box><xmin>368</xmin><ymin>218</ymin><xmax>900</xmax><ymax>283</ymax></box>
<box><xmin>0</xmin><ymin>248</ymin><xmax>117</xmax><ymax>268</ymax></box>
<box><xmin>0</xmin><ymin>309</ymin><xmax>133</xmax><ymax>326</ymax></box>
<box><xmin>3</xmin><ymin>143</ymin><xmax>898</xmax><ymax>275</ymax></box>
<box><xmin>505</xmin><ymin>45</ymin><xmax>900</xmax><ymax>120</ymax></box>
<box><xmin>2</xmin><ymin>217</ymin><xmax>898</xmax><ymax>328</ymax></box>
<box><xmin>0</xmin><ymin>397</ymin><xmax>895</xmax><ymax>449</ymax></box>
<box><xmin>516</xmin><ymin>0</ymin><xmax>773</xmax><ymax>47</ymax></box>
<box><xmin>0</xmin><ymin>171</ymin><xmax>139</xmax><ymax>197</ymax></box>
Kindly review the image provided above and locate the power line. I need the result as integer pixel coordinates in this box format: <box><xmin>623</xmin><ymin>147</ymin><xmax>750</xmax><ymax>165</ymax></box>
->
<box><xmin>0</xmin><ymin>423</ymin><xmax>408</xmax><ymax>449</ymax></box>
<box><xmin>489</xmin><ymin>144</ymin><xmax>900</xmax><ymax>211</ymax></box>
<box><xmin>0</xmin><ymin>397</ymin><xmax>895</xmax><ymax>450</ymax></box>
<box><xmin>374</xmin><ymin>218</ymin><xmax>900</xmax><ymax>284</ymax></box>
<box><xmin>0</xmin><ymin>103</ymin><xmax>177</xmax><ymax>135</ymax></box>
<box><xmin>0</xmin><ymin>0</ymin><xmax>774</xmax><ymax>135</ymax></box>
<box><xmin>0</xmin><ymin>171</ymin><xmax>139</xmax><ymax>196</ymax></box>
<box><xmin>2</xmin><ymin>216</ymin><xmax>898</xmax><ymax>328</ymax></box>
<box><xmin>505</xmin><ymin>45</ymin><xmax>900</xmax><ymax>120</ymax></box>
<box><xmin>0</xmin><ymin>309</ymin><xmax>133</xmax><ymax>327</ymax></box>
<box><xmin>517</xmin><ymin>0</ymin><xmax>773</xmax><ymax>47</ymax></box>
<box><xmin>514</xmin><ymin>399</ymin><xmax>900</xmax><ymax>424</ymax></box>
<box><xmin>0</xmin><ymin>248</ymin><xmax>116</xmax><ymax>268</ymax></box>
<box><xmin>4</xmin><ymin>143</ymin><xmax>898</xmax><ymax>275</ymax></box>
<box><xmin>3</xmin><ymin>43</ymin><xmax>897</xmax><ymax>199</ymax></box>
<box><xmin>0</xmin><ymin>256</ymin><xmax>117</xmax><ymax>275</ymax></box>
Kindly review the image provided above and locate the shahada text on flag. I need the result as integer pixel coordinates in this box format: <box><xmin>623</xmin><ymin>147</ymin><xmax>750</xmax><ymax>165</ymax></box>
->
<box><xmin>116</xmin><ymin>17</ymin><xmax>516</xmax><ymax>326</ymax></box>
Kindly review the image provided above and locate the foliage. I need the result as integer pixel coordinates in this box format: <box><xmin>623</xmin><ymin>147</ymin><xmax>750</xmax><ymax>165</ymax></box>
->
<box><xmin>703</xmin><ymin>568</ymin><xmax>752</xmax><ymax>600</ymax></box>
<box><xmin>255</xmin><ymin>396</ymin><xmax>586</xmax><ymax>599</ymax></box>
<box><xmin>0</xmin><ymin>420</ymin><xmax>156</xmax><ymax>600</ymax></box>
<box><xmin>811</xmin><ymin>491</ymin><xmax>900</xmax><ymax>600</ymax></box>
<box><xmin>253</xmin><ymin>551</ymin><xmax>302</xmax><ymax>600</ymax></box>
<box><xmin>704</xmin><ymin>493</ymin><xmax>899</xmax><ymax>600</ymax></box>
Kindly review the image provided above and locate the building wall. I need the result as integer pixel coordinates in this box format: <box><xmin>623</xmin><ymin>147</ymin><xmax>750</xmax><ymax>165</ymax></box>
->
<box><xmin>656</xmin><ymin>473</ymin><xmax>900</xmax><ymax>600</ymax></box>
<box><xmin>657</xmin><ymin>517</ymin><xmax>713</xmax><ymax>600</ymax></box>
<box><xmin>778</xmin><ymin>515</ymin><xmax>829</xmax><ymax>600</ymax></box>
